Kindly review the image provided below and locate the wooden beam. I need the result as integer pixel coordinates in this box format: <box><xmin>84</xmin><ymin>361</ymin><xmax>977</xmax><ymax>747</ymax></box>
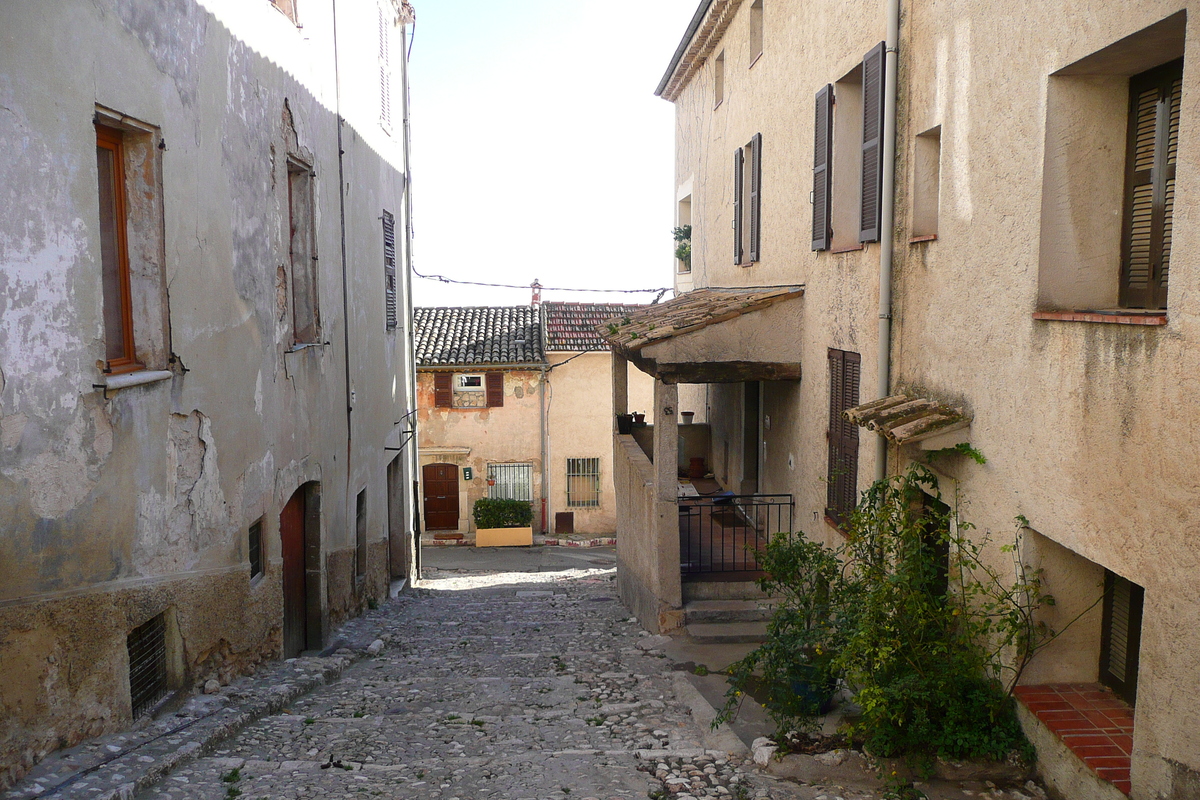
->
<box><xmin>654</xmin><ymin>361</ymin><xmax>801</xmax><ymax>384</ymax></box>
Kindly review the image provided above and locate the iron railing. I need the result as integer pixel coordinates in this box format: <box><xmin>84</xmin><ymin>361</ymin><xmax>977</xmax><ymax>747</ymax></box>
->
<box><xmin>679</xmin><ymin>493</ymin><xmax>794</xmax><ymax>576</ymax></box>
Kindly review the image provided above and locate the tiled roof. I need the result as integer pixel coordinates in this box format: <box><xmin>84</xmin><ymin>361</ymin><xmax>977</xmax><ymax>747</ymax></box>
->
<box><xmin>843</xmin><ymin>394</ymin><xmax>970</xmax><ymax>445</ymax></box>
<box><xmin>595</xmin><ymin>286</ymin><xmax>804</xmax><ymax>354</ymax></box>
<box><xmin>543</xmin><ymin>302</ymin><xmax>646</xmax><ymax>352</ymax></box>
<box><xmin>413</xmin><ymin>306</ymin><xmax>544</xmax><ymax>367</ymax></box>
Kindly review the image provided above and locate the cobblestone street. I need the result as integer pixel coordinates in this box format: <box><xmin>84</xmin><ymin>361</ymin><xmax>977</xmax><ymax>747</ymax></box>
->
<box><xmin>129</xmin><ymin>548</ymin><xmax>811</xmax><ymax>800</ymax></box>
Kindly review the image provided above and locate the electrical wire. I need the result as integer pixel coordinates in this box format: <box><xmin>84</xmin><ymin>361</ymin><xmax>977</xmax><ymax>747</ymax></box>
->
<box><xmin>412</xmin><ymin>267</ymin><xmax>670</xmax><ymax>294</ymax></box>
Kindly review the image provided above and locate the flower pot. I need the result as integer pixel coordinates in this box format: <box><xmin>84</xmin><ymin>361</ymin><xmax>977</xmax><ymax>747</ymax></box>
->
<box><xmin>616</xmin><ymin>413</ymin><xmax>634</xmax><ymax>434</ymax></box>
<box><xmin>632</xmin><ymin>412</ymin><xmax>645</xmax><ymax>424</ymax></box>
<box><xmin>680</xmin><ymin>411</ymin><xmax>695</xmax><ymax>424</ymax></box>
<box><xmin>475</xmin><ymin>526</ymin><xmax>533</xmax><ymax>547</ymax></box>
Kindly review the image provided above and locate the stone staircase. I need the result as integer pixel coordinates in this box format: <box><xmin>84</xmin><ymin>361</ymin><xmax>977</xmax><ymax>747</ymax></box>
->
<box><xmin>683</xmin><ymin>599</ymin><xmax>776</xmax><ymax>644</ymax></box>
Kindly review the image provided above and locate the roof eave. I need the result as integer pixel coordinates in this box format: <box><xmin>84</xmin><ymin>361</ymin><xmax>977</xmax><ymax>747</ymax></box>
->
<box><xmin>655</xmin><ymin>0</ymin><xmax>714</xmax><ymax>98</ymax></box>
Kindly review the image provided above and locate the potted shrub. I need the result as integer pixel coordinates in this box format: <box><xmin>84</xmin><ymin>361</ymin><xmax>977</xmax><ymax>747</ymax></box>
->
<box><xmin>473</xmin><ymin>498</ymin><xmax>534</xmax><ymax>547</ymax></box>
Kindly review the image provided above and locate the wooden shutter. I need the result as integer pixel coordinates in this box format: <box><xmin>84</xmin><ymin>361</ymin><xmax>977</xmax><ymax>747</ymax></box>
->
<box><xmin>812</xmin><ymin>84</ymin><xmax>834</xmax><ymax>251</ymax></box>
<box><xmin>733</xmin><ymin>147</ymin><xmax>744</xmax><ymax>264</ymax></box>
<box><xmin>485</xmin><ymin>372</ymin><xmax>504</xmax><ymax>408</ymax></box>
<box><xmin>379</xmin><ymin>4</ymin><xmax>392</xmax><ymax>127</ymax></box>
<box><xmin>382</xmin><ymin>210</ymin><xmax>397</xmax><ymax>329</ymax></box>
<box><xmin>859</xmin><ymin>42</ymin><xmax>886</xmax><ymax>243</ymax></box>
<box><xmin>825</xmin><ymin>349</ymin><xmax>860</xmax><ymax>525</ymax></box>
<box><xmin>1099</xmin><ymin>570</ymin><xmax>1144</xmax><ymax>705</ymax></box>
<box><xmin>433</xmin><ymin>372</ymin><xmax>452</xmax><ymax>408</ymax></box>
<box><xmin>1121</xmin><ymin>60</ymin><xmax>1181</xmax><ymax>309</ymax></box>
<box><xmin>748</xmin><ymin>133</ymin><xmax>762</xmax><ymax>262</ymax></box>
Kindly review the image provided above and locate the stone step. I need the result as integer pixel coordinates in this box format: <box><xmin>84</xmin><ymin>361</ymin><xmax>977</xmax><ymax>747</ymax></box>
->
<box><xmin>685</xmin><ymin>621</ymin><xmax>769</xmax><ymax>644</ymax></box>
<box><xmin>684</xmin><ymin>599</ymin><xmax>776</xmax><ymax>624</ymax></box>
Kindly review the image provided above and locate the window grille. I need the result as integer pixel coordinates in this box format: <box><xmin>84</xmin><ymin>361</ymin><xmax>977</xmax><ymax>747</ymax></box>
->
<box><xmin>127</xmin><ymin>612</ymin><xmax>168</xmax><ymax>719</ymax></box>
<box><xmin>355</xmin><ymin>489</ymin><xmax>367</xmax><ymax>578</ymax></box>
<box><xmin>566</xmin><ymin>458</ymin><xmax>601</xmax><ymax>507</ymax></box>
<box><xmin>488</xmin><ymin>463</ymin><xmax>532</xmax><ymax>501</ymax></box>
<box><xmin>249</xmin><ymin>519</ymin><xmax>263</xmax><ymax>580</ymax></box>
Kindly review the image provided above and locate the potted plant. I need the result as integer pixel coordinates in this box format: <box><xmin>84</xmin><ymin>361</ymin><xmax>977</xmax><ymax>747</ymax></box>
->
<box><xmin>473</xmin><ymin>498</ymin><xmax>534</xmax><ymax>547</ymax></box>
<box><xmin>616</xmin><ymin>413</ymin><xmax>634</xmax><ymax>434</ymax></box>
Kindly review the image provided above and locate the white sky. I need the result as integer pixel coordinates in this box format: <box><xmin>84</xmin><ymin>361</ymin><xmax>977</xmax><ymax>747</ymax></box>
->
<box><xmin>406</xmin><ymin>0</ymin><xmax>699</xmax><ymax>308</ymax></box>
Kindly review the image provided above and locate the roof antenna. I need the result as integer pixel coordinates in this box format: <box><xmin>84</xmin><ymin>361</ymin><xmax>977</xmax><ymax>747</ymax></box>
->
<box><xmin>531</xmin><ymin>279</ymin><xmax>542</xmax><ymax>308</ymax></box>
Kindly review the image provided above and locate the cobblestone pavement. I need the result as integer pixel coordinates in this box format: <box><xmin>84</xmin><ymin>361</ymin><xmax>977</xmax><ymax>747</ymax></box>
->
<box><xmin>131</xmin><ymin>558</ymin><xmax>815</xmax><ymax>800</ymax></box>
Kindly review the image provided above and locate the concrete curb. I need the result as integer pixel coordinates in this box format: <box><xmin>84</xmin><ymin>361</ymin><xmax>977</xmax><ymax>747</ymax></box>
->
<box><xmin>670</xmin><ymin>672</ymin><xmax>750</xmax><ymax>756</ymax></box>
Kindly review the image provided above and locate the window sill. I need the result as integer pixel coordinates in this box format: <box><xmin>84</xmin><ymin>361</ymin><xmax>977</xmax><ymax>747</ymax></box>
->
<box><xmin>830</xmin><ymin>244</ymin><xmax>864</xmax><ymax>254</ymax></box>
<box><xmin>748</xmin><ymin>51</ymin><xmax>764</xmax><ymax>70</ymax></box>
<box><xmin>909</xmin><ymin>234</ymin><xmax>937</xmax><ymax>244</ymax></box>
<box><xmin>737</xmin><ymin>261</ymin><xmax>757</xmax><ymax>268</ymax></box>
<box><xmin>1032</xmin><ymin>310</ymin><xmax>1167</xmax><ymax>326</ymax></box>
<box><xmin>713</xmin><ymin>99</ymin><xmax>723</xmax><ymax>111</ymax></box>
<box><xmin>100</xmin><ymin>369</ymin><xmax>172</xmax><ymax>391</ymax></box>
<box><xmin>824</xmin><ymin>513</ymin><xmax>850</xmax><ymax>538</ymax></box>
<box><xmin>287</xmin><ymin>341</ymin><xmax>326</xmax><ymax>353</ymax></box>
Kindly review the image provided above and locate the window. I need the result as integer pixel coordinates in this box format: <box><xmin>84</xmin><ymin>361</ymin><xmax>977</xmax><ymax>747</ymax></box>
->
<box><xmin>378</xmin><ymin>3</ymin><xmax>393</xmax><ymax>130</ymax></box>
<box><xmin>714</xmin><ymin>51</ymin><xmax>725</xmax><ymax>108</ymax></box>
<box><xmin>127</xmin><ymin>612</ymin><xmax>168</xmax><ymax>718</ymax></box>
<box><xmin>733</xmin><ymin>133</ymin><xmax>762</xmax><ymax>265</ymax></box>
<box><xmin>355</xmin><ymin>489</ymin><xmax>367</xmax><ymax>579</ymax></box>
<box><xmin>249</xmin><ymin>518</ymin><xmax>264</xmax><ymax>580</ymax></box>
<box><xmin>676</xmin><ymin>195</ymin><xmax>692</xmax><ymax>274</ymax></box>
<box><xmin>911</xmin><ymin>126</ymin><xmax>942</xmax><ymax>240</ymax></box>
<box><xmin>1100</xmin><ymin>570</ymin><xmax>1144</xmax><ymax>705</ymax></box>
<box><xmin>1120</xmin><ymin>60</ymin><xmax>1181</xmax><ymax>309</ymax></box>
<box><xmin>383</xmin><ymin>210</ymin><xmax>398</xmax><ymax>329</ymax></box>
<box><xmin>96</xmin><ymin>124</ymin><xmax>138</xmax><ymax>373</ymax></box>
<box><xmin>825</xmin><ymin>348</ymin><xmax>861</xmax><ymax>526</ymax></box>
<box><xmin>433</xmin><ymin>372</ymin><xmax>504</xmax><ymax>409</ymax></box>
<box><xmin>488</xmin><ymin>463</ymin><xmax>532</xmax><ymax>501</ymax></box>
<box><xmin>566</xmin><ymin>458</ymin><xmax>601</xmax><ymax>507</ymax></box>
<box><xmin>749</xmin><ymin>0</ymin><xmax>763</xmax><ymax>64</ymax></box>
<box><xmin>287</xmin><ymin>161</ymin><xmax>319</xmax><ymax>343</ymax></box>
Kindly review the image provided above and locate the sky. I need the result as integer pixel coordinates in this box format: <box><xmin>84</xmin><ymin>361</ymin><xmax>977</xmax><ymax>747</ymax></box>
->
<box><xmin>406</xmin><ymin>0</ymin><xmax>699</xmax><ymax>308</ymax></box>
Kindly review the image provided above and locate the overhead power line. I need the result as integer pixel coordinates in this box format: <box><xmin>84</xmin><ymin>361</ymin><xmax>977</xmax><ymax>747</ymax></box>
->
<box><xmin>412</xmin><ymin>267</ymin><xmax>670</xmax><ymax>295</ymax></box>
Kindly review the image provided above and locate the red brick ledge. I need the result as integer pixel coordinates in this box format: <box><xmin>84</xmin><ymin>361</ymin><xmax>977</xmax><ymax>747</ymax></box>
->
<box><xmin>1015</xmin><ymin>683</ymin><xmax>1133</xmax><ymax>795</ymax></box>
<box><xmin>1033</xmin><ymin>310</ymin><xmax>1167</xmax><ymax>326</ymax></box>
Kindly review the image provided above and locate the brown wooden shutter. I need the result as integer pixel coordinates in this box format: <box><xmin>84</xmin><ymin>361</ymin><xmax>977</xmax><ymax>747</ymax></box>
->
<box><xmin>382</xmin><ymin>210</ymin><xmax>397</xmax><ymax>329</ymax></box>
<box><xmin>433</xmin><ymin>372</ymin><xmax>452</xmax><ymax>408</ymax></box>
<box><xmin>748</xmin><ymin>133</ymin><xmax>762</xmax><ymax>262</ymax></box>
<box><xmin>733</xmin><ymin>147</ymin><xmax>744</xmax><ymax>264</ymax></box>
<box><xmin>485</xmin><ymin>372</ymin><xmax>504</xmax><ymax>408</ymax></box>
<box><xmin>859</xmin><ymin>42</ymin><xmax>886</xmax><ymax>243</ymax></box>
<box><xmin>812</xmin><ymin>84</ymin><xmax>834</xmax><ymax>251</ymax></box>
<box><xmin>1121</xmin><ymin>60</ymin><xmax>1181</xmax><ymax>309</ymax></box>
<box><xmin>825</xmin><ymin>349</ymin><xmax>860</xmax><ymax>525</ymax></box>
<box><xmin>1099</xmin><ymin>570</ymin><xmax>1144</xmax><ymax>705</ymax></box>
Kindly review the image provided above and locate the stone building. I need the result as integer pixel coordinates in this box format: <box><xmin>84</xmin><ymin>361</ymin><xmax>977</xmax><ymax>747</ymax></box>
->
<box><xmin>0</xmin><ymin>0</ymin><xmax>418</xmax><ymax>787</ymax></box>
<box><xmin>606</xmin><ymin>0</ymin><xmax>1200</xmax><ymax>797</ymax></box>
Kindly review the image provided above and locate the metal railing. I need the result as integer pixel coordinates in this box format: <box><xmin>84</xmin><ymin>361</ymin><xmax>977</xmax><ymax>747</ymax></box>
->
<box><xmin>678</xmin><ymin>494</ymin><xmax>794</xmax><ymax>576</ymax></box>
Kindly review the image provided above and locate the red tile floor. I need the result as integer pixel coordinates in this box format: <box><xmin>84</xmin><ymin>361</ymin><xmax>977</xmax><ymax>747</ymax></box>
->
<box><xmin>1014</xmin><ymin>683</ymin><xmax>1135</xmax><ymax>795</ymax></box>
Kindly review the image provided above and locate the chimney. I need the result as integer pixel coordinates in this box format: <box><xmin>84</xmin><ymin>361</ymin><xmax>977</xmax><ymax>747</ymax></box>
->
<box><xmin>531</xmin><ymin>279</ymin><xmax>542</xmax><ymax>308</ymax></box>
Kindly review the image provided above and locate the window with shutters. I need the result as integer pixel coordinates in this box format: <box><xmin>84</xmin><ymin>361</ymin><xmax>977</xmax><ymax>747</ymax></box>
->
<box><xmin>1120</xmin><ymin>60</ymin><xmax>1181</xmax><ymax>309</ymax></box>
<box><xmin>825</xmin><ymin>348</ymin><xmax>861</xmax><ymax>527</ymax></box>
<box><xmin>93</xmin><ymin>114</ymin><xmax>169</xmax><ymax>374</ymax></box>
<box><xmin>1099</xmin><ymin>570</ymin><xmax>1144</xmax><ymax>705</ymax></box>
<box><xmin>378</xmin><ymin>3</ymin><xmax>393</xmax><ymax>132</ymax></box>
<box><xmin>733</xmin><ymin>134</ymin><xmax>762</xmax><ymax>266</ymax></box>
<box><xmin>288</xmin><ymin>160</ymin><xmax>320</xmax><ymax>344</ymax></box>
<box><xmin>566</xmin><ymin>458</ymin><xmax>601</xmax><ymax>507</ymax></box>
<box><xmin>748</xmin><ymin>0</ymin><xmax>763</xmax><ymax>66</ymax></box>
<box><xmin>382</xmin><ymin>210</ymin><xmax>398</xmax><ymax>329</ymax></box>
<box><xmin>432</xmin><ymin>372</ymin><xmax>504</xmax><ymax>409</ymax></box>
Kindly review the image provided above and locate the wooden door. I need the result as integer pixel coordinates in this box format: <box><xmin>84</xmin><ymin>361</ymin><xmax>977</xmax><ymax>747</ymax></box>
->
<box><xmin>422</xmin><ymin>463</ymin><xmax>459</xmax><ymax>531</ymax></box>
<box><xmin>280</xmin><ymin>488</ymin><xmax>307</xmax><ymax>658</ymax></box>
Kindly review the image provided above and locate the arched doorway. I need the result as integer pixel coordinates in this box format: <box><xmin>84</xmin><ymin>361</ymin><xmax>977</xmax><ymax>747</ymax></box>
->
<box><xmin>422</xmin><ymin>463</ymin><xmax>459</xmax><ymax>531</ymax></box>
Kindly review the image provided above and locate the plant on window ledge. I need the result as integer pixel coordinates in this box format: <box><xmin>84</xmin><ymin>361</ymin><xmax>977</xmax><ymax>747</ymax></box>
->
<box><xmin>673</xmin><ymin>225</ymin><xmax>692</xmax><ymax>269</ymax></box>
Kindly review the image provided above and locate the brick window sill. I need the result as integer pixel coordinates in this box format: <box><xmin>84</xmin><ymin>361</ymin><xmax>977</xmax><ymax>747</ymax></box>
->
<box><xmin>1033</xmin><ymin>310</ymin><xmax>1167</xmax><ymax>326</ymax></box>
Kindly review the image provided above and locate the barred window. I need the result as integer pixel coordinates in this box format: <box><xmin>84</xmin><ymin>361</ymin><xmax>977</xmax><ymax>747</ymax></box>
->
<box><xmin>488</xmin><ymin>463</ymin><xmax>532</xmax><ymax>502</ymax></box>
<box><xmin>249</xmin><ymin>518</ymin><xmax>264</xmax><ymax>580</ymax></box>
<box><xmin>566</xmin><ymin>458</ymin><xmax>601</xmax><ymax>508</ymax></box>
<box><xmin>127</xmin><ymin>612</ymin><xmax>168</xmax><ymax>718</ymax></box>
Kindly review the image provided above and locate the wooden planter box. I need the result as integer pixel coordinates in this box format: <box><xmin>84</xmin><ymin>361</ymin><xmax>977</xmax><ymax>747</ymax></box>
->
<box><xmin>475</xmin><ymin>526</ymin><xmax>533</xmax><ymax>547</ymax></box>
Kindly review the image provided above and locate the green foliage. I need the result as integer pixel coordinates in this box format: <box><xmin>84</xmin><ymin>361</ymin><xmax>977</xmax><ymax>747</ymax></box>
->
<box><xmin>673</xmin><ymin>225</ymin><xmax>692</xmax><ymax>268</ymax></box>
<box><xmin>472</xmin><ymin>498</ymin><xmax>532</xmax><ymax>529</ymax></box>
<box><xmin>925</xmin><ymin>442</ymin><xmax>987</xmax><ymax>465</ymax></box>
<box><xmin>716</xmin><ymin>463</ymin><xmax>1060</xmax><ymax>767</ymax></box>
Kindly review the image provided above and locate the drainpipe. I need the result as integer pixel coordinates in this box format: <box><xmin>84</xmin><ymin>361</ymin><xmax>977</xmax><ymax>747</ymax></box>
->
<box><xmin>540</xmin><ymin>365</ymin><xmax>548</xmax><ymax>534</ymax></box>
<box><xmin>331</xmin><ymin>0</ymin><xmax>355</xmax><ymax>506</ymax></box>
<box><xmin>399</xmin><ymin>17</ymin><xmax>420</xmax><ymax>576</ymax></box>
<box><xmin>875</xmin><ymin>0</ymin><xmax>900</xmax><ymax>482</ymax></box>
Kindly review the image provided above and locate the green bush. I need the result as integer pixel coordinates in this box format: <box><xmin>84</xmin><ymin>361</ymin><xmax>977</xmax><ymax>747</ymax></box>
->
<box><xmin>472</xmin><ymin>498</ymin><xmax>532</xmax><ymax>529</ymax></box>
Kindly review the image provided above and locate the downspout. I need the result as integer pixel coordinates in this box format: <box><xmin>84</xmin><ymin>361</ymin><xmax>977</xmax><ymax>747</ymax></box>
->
<box><xmin>875</xmin><ymin>0</ymin><xmax>900</xmax><ymax>482</ymax></box>
<box><xmin>540</xmin><ymin>365</ymin><xmax>548</xmax><ymax>534</ymax></box>
<box><xmin>399</xmin><ymin>17</ymin><xmax>420</xmax><ymax>574</ymax></box>
<box><xmin>332</xmin><ymin>0</ymin><xmax>354</xmax><ymax>490</ymax></box>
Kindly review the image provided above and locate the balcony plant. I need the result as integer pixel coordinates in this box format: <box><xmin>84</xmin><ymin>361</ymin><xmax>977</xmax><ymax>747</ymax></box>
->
<box><xmin>472</xmin><ymin>498</ymin><xmax>533</xmax><ymax>547</ymax></box>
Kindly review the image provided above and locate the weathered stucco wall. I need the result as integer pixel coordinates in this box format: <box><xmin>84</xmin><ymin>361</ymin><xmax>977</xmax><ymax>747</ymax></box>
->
<box><xmin>0</xmin><ymin>0</ymin><xmax>416</xmax><ymax>786</ymax></box>
<box><xmin>416</xmin><ymin>369</ymin><xmax>545</xmax><ymax>533</ymax></box>
<box><xmin>546</xmin><ymin>351</ymin><xmax>654</xmax><ymax>534</ymax></box>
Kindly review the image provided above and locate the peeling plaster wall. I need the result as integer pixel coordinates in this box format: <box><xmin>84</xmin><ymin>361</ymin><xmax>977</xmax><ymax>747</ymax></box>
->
<box><xmin>0</xmin><ymin>0</ymin><xmax>416</xmax><ymax>787</ymax></box>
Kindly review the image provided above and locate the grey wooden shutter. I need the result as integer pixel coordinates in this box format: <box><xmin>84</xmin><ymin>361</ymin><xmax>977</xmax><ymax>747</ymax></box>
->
<box><xmin>1099</xmin><ymin>570</ymin><xmax>1144</xmax><ymax>705</ymax></box>
<box><xmin>749</xmin><ymin>133</ymin><xmax>762</xmax><ymax>262</ymax></box>
<box><xmin>433</xmin><ymin>373</ymin><xmax>452</xmax><ymax>408</ymax></box>
<box><xmin>485</xmin><ymin>372</ymin><xmax>504</xmax><ymax>408</ymax></box>
<box><xmin>859</xmin><ymin>42</ymin><xmax>886</xmax><ymax>243</ymax></box>
<box><xmin>813</xmin><ymin>84</ymin><xmax>834</xmax><ymax>251</ymax></box>
<box><xmin>382</xmin><ymin>210</ymin><xmax>397</xmax><ymax>329</ymax></box>
<box><xmin>825</xmin><ymin>349</ymin><xmax>860</xmax><ymax>525</ymax></box>
<box><xmin>379</xmin><ymin>4</ymin><xmax>392</xmax><ymax>127</ymax></box>
<box><xmin>733</xmin><ymin>147</ymin><xmax>744</xmax><ymax>264</ymax></box>
<box><xmin>1121</xmin><ymin>60</ymin><xmax>1181</xmax><ymax>309</ymax></box>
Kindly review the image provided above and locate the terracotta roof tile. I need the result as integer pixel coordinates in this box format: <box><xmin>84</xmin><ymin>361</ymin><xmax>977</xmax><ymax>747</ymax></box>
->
<box><xmin>543</xmin><ymin>302</ymin><xmax>645</xmax><ymax>351</ymax></box>
<box><xmin>844</xmin><ymin>394</ymin><xmax>970</xmax><ymax>445</ymax></box>
<box><xmin>414</xmin><ymin>306</ymin><xmax>544</xmax><ymax>367</ymax></box>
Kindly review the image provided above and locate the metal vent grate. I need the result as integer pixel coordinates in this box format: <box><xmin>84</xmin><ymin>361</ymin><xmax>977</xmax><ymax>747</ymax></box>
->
<box><xmin>127</xmin><ymin>613</ymin><xmax>168</xmax><ymax>718</ymax></box>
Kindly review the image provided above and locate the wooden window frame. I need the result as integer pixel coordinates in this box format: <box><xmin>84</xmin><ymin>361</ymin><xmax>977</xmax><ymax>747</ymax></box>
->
<box><xmin>1119</xmin><ymin>59</ymin><xmax>1182</xmax><ymax>310</ymax></box>
<box><xmin>96</xmin><ymin>124</ymin><xmax>142</xmax><ymax>374</ymax></box>
<box><xmin>825</xmin><ymin>348</ymin><xmax>861</xmax><ymax>526</ymax></box>
<box><xmin>287</xmin><ymin>160</ymin><xmax>320</xmax><ymax>344</ymax></box>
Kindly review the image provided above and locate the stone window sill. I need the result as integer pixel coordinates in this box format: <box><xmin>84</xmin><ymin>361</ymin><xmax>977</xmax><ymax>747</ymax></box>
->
<box><xmin>830</xmin><ymin>244</ymin><xmax>864</xmax><ymax>254</ymax></box>
<box><xmin>1033</xmin><ymin>310</ymin><xmax>1167</xmax><ymax>326</ymax></box>
<box><xmin>99</xmin><ymin>369</ymin><xmax>172</xmax><ymax>391</ymax></box>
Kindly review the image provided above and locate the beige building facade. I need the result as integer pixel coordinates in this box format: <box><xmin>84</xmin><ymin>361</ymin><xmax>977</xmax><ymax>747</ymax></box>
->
<box><xmin>608</xmin><ymin>0</ymin><xmax>1200</xmax><ymax>797</ymax></box>
<box><xmin>0</xmin><ymin>0</ymin><xmax>419</xmax><ymax>787</ymax></box>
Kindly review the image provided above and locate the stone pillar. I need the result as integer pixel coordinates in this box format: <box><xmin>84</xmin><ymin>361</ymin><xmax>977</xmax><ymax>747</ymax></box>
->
<box><xmin>653</xmin><ymin>379</ymin><xmax>678</xmax><ymax>502</ymax></box>
<box><xmin>612</xmin><ymin>351</ymin><xmax>629</xmax><ymax>424</ymax></box>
